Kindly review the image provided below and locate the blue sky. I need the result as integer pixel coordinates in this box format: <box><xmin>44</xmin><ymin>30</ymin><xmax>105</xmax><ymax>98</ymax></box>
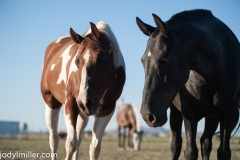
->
<box><xmin>1</xmin><ymin>1</ymin><xmax>240</xmax><ymax>133</ymax></box>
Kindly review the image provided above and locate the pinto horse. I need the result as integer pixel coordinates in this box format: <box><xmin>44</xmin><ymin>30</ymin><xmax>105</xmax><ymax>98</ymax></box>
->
<box><xmin>136</xmin><ymin>9</ymin><xmax>240</xmax><ymax>160</ymax></box>
<box><xmin>117</xmin><ymin>101</ymin><xmax>143</xmax><ymax>151</ymax></box>
<box><xmin>41</xmin><ymin>21</ymin><xmax>125</xmax><ymax>160</ymax></box>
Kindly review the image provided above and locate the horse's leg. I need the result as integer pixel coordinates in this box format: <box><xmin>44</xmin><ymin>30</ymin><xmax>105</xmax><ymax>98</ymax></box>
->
<box><xmin>72</xmin><ymin>111</ymin><xmax>89</xmax><ymax>160</ymax></box>
<box><xmin>44</xmin><ymin>93</ymin><xmax>62</xmax><ymax>160</ymax></box>
<box><xmin>89</xmin><ymin>109</ymin><xmax>114</xmax><ymax>160</ymax></box>
<box><xmin>200</xmin><ymin>117</ymin><xmax>219</xmax><ymax>160</ymax></box>
<box><xmin>129</xmin><ymin>131</ymin><xmax>134</xmax><ymax>150</ymax></box>
<box><xmin>170</xmin><ymin>104</ymin><xmax>183</xmax><ymax>160</ymax></box>
<box><xmin>118</xmin><ymin>126</ymin><xmax>124</xmax><ymax>150</ymax></box>
<box><xmin>179</xmin><ymin>88</ymin><xmax>199</xmax><ymax>160</ymax></box>
<box><xmin>45</xmin><ymin>105</ymin><xmax>61</xmax><ymax>160</ymax></box>
<box><xmin>182</xmin><ymin>116</ymin><xmax>198</xmax><ymax>160</ymax></box>
<box><xmin>217</xmin><ymin>101</ymin><xmax>238</xmax><ymax>160</ymax></box>
<box><xmin>64</xmin><ymin>98</ymin><xmax>79</xmax><ymax>160</ymax></box>
<box><xmin>127</xmin><ymin>129</ymin><xmax>131</xmax><ymax>150</ymax></box>
<box><xmin>118</xmin><ymin>126</ymin><xmax>122</xmax><ymax>149</ymax></box>
<box><xmin>123</xmin><ymin>127</ymin><xmax>126</xmax><ymax>149</ymax></box>
<box><xmin>180</xmin><ymin>89</ymin><xmax>198</xmax><ymax>160</ymax></box>
<box><xmin>131</xmin><ymin>131</ymin><xmax>134</xmax><ymax>149</ymax></box>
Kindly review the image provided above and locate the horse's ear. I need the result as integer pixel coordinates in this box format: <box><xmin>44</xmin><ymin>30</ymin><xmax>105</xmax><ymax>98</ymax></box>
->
<box><xmin>136</xmin><ymin>17</ymin><xmax>156</xmax><ymax>36</ymax></box>
<box><xmin>90</xmin><ymin>22</ymin><xmax>101</xmax><ymax>39</ymax></box>
<box><xmin>70</xmin><ymin>28</ymin><xmax>84</xmax><ymax>44</ymax></box>
<box><xmin>152</xmin><ymin>14</ymin><xmax>168</xmax><ymax>34</ymax></box>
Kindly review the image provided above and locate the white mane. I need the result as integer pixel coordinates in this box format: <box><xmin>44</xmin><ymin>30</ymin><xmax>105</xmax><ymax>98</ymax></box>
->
<box><xmin>131</xmin><ymin>103</ymin><xmax>141</xmax><ymax>132</ymax></box>
<box><xmin>84</xmin><ymin>21</ymin><xmax>125</xmax><ymax>69</ymax></box>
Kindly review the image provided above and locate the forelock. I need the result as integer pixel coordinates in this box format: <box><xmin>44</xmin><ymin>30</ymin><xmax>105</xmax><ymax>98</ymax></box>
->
<box><xmin>82</xmin><ymin>33</ymin><xmax>111</xmax><ymax>52</ymax></box>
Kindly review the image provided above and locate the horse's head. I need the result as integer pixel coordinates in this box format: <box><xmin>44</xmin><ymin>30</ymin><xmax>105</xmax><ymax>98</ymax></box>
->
<box><xmin>132</xmin><ymin>131</ymin><xmax>143</xmax><ymax>151</ymax></box>
<box><xmin>70</xmin><ymin>22</ymin><xmax>116</xmax><ymax>116</ymax></box>
<box><xmin>136</xmin><ymin>14</ymin><xmax>189</xmax><ymax>127</ymax></box>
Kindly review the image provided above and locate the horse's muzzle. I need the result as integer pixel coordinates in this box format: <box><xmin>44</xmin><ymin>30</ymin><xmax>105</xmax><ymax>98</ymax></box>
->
<box><xmin>76</xmin><ymin>99</ymin><xmax>98</xmax><ymax>116</ymax></box>
<box><xmin>143</xmin><ymin>112</ymin><xmax>168</xmax><ymax>127</ymax></box>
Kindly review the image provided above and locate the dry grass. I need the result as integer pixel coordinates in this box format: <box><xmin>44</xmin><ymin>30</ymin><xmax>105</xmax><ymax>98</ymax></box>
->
<box><xmin>0</xmin><ymin>134</ymin><xmax>239</xmax><ymax>160</ymax></box>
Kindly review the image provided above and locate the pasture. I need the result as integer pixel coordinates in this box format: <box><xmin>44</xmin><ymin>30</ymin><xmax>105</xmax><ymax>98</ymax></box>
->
<box><xmin>0</xmin><ymin>134</ymin><xmax>239</xmax><ymax>160</ymax></box>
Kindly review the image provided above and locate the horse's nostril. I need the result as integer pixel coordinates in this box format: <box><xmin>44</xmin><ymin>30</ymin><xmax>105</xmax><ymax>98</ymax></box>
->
<box><xmin>86</xmin><ymin>99</ymin><xmax>92</xmax><ymax>107</ymax></box>
<box><xmin>147</xmin><ymin>113</ymin><xmax>156</xmax><ymax>124</ymax></box>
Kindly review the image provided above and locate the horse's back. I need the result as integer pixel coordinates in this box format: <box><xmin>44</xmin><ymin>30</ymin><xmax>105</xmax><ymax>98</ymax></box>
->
<box><xmin>170</xmin><ymin>10</ymin><xmax>240</xmax><ymax>95</ymax></box>
<box><xmin>117</xmin><ymin>105</ymin><xmax>135</xmax><ymax>127</ymax></box>
<box><xmin>168</xmin><ymin>9</ymin><xmax>239</xmax><ymax>55</ymax></box>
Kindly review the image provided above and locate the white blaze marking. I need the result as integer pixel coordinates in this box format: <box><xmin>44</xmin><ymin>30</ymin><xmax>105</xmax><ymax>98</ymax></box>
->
<box><xmin>77</xmin><ymin>50</ymin><xmax>90</xmax><ymax>104</ymax></box>
<box><xmin>148</xmin><ymin>51</ymin><xmax>151</xmax><ymax>57</ymax></box>
<box><xmin>57</xmin><ymin>44</ymin><xmax>73</xmax><ymax>85</ymax></box>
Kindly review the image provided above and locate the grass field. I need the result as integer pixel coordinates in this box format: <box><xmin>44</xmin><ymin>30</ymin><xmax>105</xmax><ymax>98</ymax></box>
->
<box><xmin>0</xmin><ymin>134</ymin><xmax>240</xmax><ymax>160</ymax></box>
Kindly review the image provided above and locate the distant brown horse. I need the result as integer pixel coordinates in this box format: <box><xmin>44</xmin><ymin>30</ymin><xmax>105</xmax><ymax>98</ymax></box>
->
<box><xmin>41</xmin><ymin>21</ymin><xmax>125</xmax><ymax>160</ymax></box>
<box><xmin>117</xmin><ymin>101</ymin><xmax>143</xmax><ymax>151</ymax></box>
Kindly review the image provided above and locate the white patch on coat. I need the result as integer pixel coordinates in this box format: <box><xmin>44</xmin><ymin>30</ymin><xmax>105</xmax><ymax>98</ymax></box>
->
<box><xmin>50</xmin><ymin>64</ymin><xmax>55</xmax><ymax>71</ymax></box>
<box><xmin>148</xmin><ymin>51</ymin><xmax>151</xmax><ymax>57</ymax></box>
<box><xmin>67</xmin><ymin>53</ymin><xmax>78</xmax><ymax>82</ymax></box>
<box><xmin>44</xmin><ymin>103</ymin><xmax>61</xmax><ymax>153</ymax></box>
<box><xmin>72</xmin><ymin>112</ymin><xmax>89</xmax><ymax>159</ymax></box>
<box><xmin>77</xmin><ymin>50</ymin><xmax>90</xmax><ymax>104</ymax></box>
<box><xmin>64</xmin><ymin>113</ymin><xmax>76</xmax><ymax>139</ymax></box>
<box><xmin>56</xmin><ymin>44</ymin><xmax>73</xmax><ymax>85</ymax></box>
<box><xmin>64</xmin><ymin>112</ymin><xmax>77</xmax><ymax>158</ymax></box>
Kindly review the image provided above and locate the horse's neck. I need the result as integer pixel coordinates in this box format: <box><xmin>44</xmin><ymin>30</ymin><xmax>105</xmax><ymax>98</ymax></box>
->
<box><xmin>175</xmin><ymin>25</ymin><xmax>219</xmax><ymax>80</ymax></box>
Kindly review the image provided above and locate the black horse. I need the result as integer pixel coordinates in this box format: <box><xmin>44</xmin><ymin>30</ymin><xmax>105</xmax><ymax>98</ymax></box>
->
<box><xmin>136</xmin><ymin>9</ymin><xmax>240</xmax><ymax>160</ymax></box>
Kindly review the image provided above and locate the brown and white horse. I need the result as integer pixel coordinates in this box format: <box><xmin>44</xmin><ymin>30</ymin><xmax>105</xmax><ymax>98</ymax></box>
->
<box><xmin>41</xmin><ymin>21</ymin><xmax>125</xmax><ymax>160</ymax></box>
<box><xmin>117</xmin><ymin>100</ymin><xmax>143</xmax><ymax>151</ymax></box>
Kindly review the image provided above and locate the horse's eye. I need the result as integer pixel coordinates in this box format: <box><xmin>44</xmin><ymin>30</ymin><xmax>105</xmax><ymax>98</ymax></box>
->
<box><xmin>158</xmin><ymin>59</ymin><xmax>169</xmax><ymax>68</ymax></box>
<box><xmin>75</xmin><ymin>59</ymin><xmax>79</xmax><ymax>68</ymax></box>
<box><xmin>97</xmin><ymin>55</ymin><xmax>105</xmax><ymax>63</ymax></box>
